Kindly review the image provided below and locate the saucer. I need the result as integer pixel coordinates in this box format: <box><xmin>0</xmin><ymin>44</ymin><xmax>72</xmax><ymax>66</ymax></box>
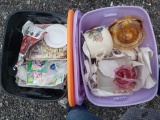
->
<box><xmin>44</xmin><ymin>24</ymin><xmax>67</xmax><ymax>48</ymax></box>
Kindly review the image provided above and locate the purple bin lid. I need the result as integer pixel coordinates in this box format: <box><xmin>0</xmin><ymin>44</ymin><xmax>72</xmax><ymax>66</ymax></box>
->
<box><xmin>73</xmin><ymin>10</ymin><xmax>85</xmax><ymax>105</ymax></box>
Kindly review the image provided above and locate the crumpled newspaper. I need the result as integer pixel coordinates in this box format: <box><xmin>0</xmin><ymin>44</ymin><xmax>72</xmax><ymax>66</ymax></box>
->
<box><xmin>83</xmin><ymin>45</ymin><xmax>157</xmax><ymax>97</ymax></box>
<box><xmin>14</xmin><ymin>21</ymin><xmax>47</xmax><ymax>69</ymax></box>
<box><xmin>26</xmin><ymin>40</ymin><xmax>67</xmax><ymax>60</ymax></box>
<box><xmin>15</xmin><ymin>78</ymin><xmax>65</xmax><ymax>90</ymax></box>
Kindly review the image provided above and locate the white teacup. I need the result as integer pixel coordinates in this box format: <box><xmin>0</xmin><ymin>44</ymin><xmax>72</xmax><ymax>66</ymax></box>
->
<box><xmin>83</xmin><ymin>26</ymin><xmax>113</xmax><ymax>60</ymax></box>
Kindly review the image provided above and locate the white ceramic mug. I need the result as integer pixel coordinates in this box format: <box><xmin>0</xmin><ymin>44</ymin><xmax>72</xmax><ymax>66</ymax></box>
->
<box><xmin>83</xmin><ymin>26</ymin><xmax>113</xmax><ymax>60</ymax></box>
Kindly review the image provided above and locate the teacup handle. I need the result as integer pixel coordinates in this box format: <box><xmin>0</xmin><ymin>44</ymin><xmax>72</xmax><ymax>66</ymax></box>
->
<box><xmin>95</xmin><ymin>48</ymin><xmax>107</xmax><ymax>60</ymax></box>
<box><xmin>112</xmin><ymin>50</ymin><xmax>124</xmax><ymax>57</ymax></box>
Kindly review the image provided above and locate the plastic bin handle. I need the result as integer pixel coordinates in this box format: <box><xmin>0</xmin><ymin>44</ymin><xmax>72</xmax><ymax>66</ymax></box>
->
<box><xmin>0</xmin><ymin>47</ymin><xmax>2</xmax><ymax>64</ymax></box>
<box><xmin>27</xmin><ymin>15</ymin><xmax>64</xmax><ymax>24</ymax></box>
<box><xmin>103</xmin><ymin>13</ymin><xmax>117</xmax><ymax>18</ymax></box>
<box><xmin>19</xmin><ymin>89</ymin><xmax>52</xmax><ymax>98</ymax></box>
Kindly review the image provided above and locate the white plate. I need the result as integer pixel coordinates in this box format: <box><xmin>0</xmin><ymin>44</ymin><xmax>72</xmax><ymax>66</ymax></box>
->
<box><xmin>44</xmin><ymin>24</ymin><xmax>67</xmax><ymax>48</ymax></box>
